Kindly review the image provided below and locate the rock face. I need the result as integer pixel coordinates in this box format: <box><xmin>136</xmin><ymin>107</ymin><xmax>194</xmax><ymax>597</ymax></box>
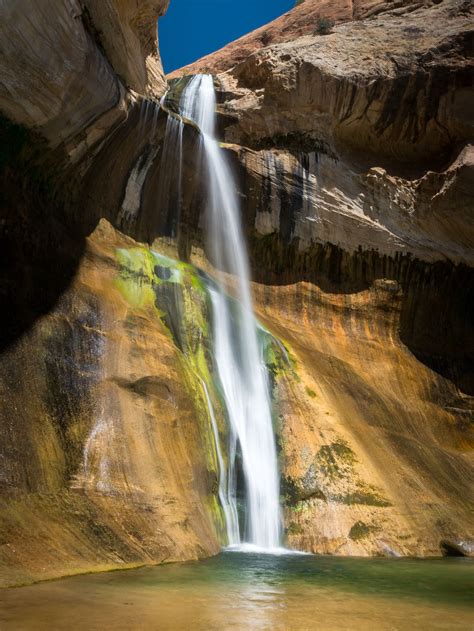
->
<box><xmin>0</xmin><ymin>0</ymin><xmax>473</xmax><ymax>586</ymax></box>
<box><xmin>85</xmin><ymin>0</ymin><xmax>170</xmax><ymax>96</ymax></box>
<box><xmin>220</xmin><ymin>2</ymin><xmax>473</xmax><ymax>175</ymax></box>
<box><xmin>0</xmin><ymin>222</ymin><xmax>221</xmax><ymax>587</ymax></box>
<box><xmin>256</xmin><ymin>279</ymin><xmax>473</xmax><ymax>556</ymax></box>
<box><xmin>0</xmin><ymin>0</ymin><xmax>168</xmax><ymax>155</ymax></box>
<box><xmin>0</xmin><ymin>0</ymin><xmax>211</xmax><ymax>587</ymax></box>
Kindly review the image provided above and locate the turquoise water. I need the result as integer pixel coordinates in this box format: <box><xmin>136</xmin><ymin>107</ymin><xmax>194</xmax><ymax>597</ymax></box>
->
<box><xmin>1</xmin><ymin>552</ymin><xmax>473</xmax><ymax>630</ymax></box>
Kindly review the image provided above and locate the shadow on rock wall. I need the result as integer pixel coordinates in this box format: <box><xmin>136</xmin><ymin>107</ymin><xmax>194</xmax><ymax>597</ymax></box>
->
<box><xmin>0</xmin><ymin>117</ymin><xmax>88</xmax><ymax>354</ymax></box>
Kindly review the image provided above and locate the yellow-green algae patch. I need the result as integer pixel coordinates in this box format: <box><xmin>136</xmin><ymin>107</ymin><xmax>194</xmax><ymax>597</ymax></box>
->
<box><xmin>349</xmin><ymin>521</ymin><xmax>381</xmax><ymax>541</ymax></box>
<box><xmin>115</xmin><ymin>248</ymin><xmax>157</xmax><ymax>308</ymax></box>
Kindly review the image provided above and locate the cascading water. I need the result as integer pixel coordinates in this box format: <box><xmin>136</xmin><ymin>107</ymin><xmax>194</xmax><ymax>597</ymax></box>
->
<box><xmin>180</xmin><ymin>75</ymin><xmax>282</xmax><ymax>550</ymax></box>
<box><xmin>201</xmin><ymin>379</ymin><xmax>240</xmax><ymax>545</ymax></box>
<box><xmin>156</xmin><ymin>112</ymin><xmax>184</xmax><ymax>238</ymax></box>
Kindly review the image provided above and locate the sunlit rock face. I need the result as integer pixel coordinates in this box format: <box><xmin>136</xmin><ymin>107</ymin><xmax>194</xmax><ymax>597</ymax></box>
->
<box><xmin>85</xmin><ymin>0</ymin><xmax>170</xmax><ymax>96</ymax></box>
<box><xmin>254</xmin><ymin>279</ymin><xmax>473</xmax><ymax>556</ymax></box>
<box><xmin>220</xmin><ymin>4</ymin><xmax>473</xmax><ymax>175</ymax></box>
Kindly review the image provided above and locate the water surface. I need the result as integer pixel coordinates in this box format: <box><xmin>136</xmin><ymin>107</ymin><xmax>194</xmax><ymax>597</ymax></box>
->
<box><xmin>1</xmin><ymin>552</ymin><xmax>473</xmax><ymax>630</ymax></box>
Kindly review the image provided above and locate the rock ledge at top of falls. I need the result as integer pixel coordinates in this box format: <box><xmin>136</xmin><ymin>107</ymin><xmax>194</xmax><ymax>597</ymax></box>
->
<box><xmin>167</xmin><ymin>0</ymin><xmax>411</xmax><ymax>79</ymax></box>
<box><xmin>219</xmin><ymin>0</ymin><xmax>473</xmax><ymax>169</ymax></box>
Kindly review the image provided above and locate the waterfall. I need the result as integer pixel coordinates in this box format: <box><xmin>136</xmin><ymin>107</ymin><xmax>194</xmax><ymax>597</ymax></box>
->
<box><xmin>201</xmin><ymin>379</ymin><xmax>240</xmax><ymax>545</ymax></box>
<box><xmin>156</xmin><ymin>114</ymin><xmax>184</xmax><ymax>237</ymax></box>
<box><xmin>180</xmin><ymin>75</ymin><xmax>281</xmax><ymax>550</ymax></box>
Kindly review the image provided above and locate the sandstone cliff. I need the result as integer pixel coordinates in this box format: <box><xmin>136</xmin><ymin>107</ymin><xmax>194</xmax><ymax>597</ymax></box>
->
<box><xmin>0</xmin><ymin>0</ymin><xmax>220</xmax><ymax>587</ymax></box>
<box><xmin>0</xmin><ymin>222</ymin><xmax>221</xmax><ymax>586</ymax></box>
<box><xmin>0</xmin><ymin>0</ymin><xmax>473</xmax><ymax>586</ymax></box>
<box><xmin>0</xmin><ymin>0</ymin><xmax>168</xmax><ymax>149</ymax></box>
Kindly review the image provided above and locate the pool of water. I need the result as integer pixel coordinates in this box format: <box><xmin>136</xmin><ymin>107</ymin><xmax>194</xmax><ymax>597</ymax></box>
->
<box><xmin>0</xmin><ymin>552</ymin><xmax>472</xmax><ymax>630</ymax></box>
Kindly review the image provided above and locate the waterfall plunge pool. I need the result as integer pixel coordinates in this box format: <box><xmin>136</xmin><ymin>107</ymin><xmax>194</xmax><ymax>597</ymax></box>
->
<box><xmin>1</xmin><ymin>552</ymin><xmax>472</xmax><ymax>630</ymax></box>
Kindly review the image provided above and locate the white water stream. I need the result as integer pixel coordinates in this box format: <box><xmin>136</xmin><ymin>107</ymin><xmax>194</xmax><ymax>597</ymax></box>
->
<box><xmin>201</xmin><ymin>379</ymin><xmax>240</xmax><ymax>544</ymax></box>
<box><xmin>157</xmin><ymin>114</ymin><xmax>183</xmax><ymax>237</ymax></box>
<box><xmin>180</xmin><ymin>75</ymin><xmax>281</xmax><ymax>550</ymax></box>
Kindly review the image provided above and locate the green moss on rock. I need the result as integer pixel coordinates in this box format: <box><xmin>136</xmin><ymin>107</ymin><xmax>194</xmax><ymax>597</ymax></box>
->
<box><xmin>316</xmin><ymin>439</ymin><xmax>357</xmax><ymax>480</ymax></box>
<box><xmin>287</xmin><ymin>522</ymin><xmax>304</xmax><ymax>535</ymax></box>
<box><xmin>332</xmin><ymin>481</ymin><xmax>392</xmax><ymax>507</ymax></box>
<box><xmin>115</xmin><ymin>246</ymin><xmax>293</xmax><ymax>545</ymax></box>
<box><xmin>349</xmin><ymin>521</ymin><xmax>380</xmax><ymax>541</ymax></box>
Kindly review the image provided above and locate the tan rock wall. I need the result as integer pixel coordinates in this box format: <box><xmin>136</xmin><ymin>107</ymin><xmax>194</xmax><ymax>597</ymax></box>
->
<box><xmin>0</xmin><ymin>222</ymin><xmax>220</xmax><ymax>587</ymax></box>
<box><xmin>0</xmin><ymin>0</ymin><xmax>168</xmax><ymax>159</ymax></box>
<box><xmin>252</xmin><ymin>280</ymin><xmax>474</xmax><ymax>556</ymax></box>
<box><xmin>0</xmin><ymin>0</ymin><xmax>123</xmax><ymax>148</ymax></box>
<box><xmin>219</xmin><ymin>0</ymin><xmax>473</xmax><ymax>175</ymax></box>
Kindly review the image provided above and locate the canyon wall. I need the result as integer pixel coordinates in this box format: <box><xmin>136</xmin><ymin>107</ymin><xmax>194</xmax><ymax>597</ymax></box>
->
<box><xmin>0</xmin><ymin>0</ymin><xmax>220</xmax><ymax>587</ymax></box>
<box><xmin>0</xmin><ymin>222</ymin><xmax>221</xmax><ymax>587</ymax></box>
<box><xmin>172</xmin><ymin>0</ymin><xmax>474</xmax><ymax>556</ymax></box>
<box><xmin>0</xmin><ymin>0</ymin><xmax>473</xmax><ymax>585</ymax></box>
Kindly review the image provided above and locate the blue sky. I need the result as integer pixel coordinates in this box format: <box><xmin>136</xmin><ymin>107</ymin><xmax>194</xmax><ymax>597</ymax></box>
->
<box><xmin>159</xmin><ymin>0</ymin><xmax>294</xmax><ymax>73</ymax></box>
